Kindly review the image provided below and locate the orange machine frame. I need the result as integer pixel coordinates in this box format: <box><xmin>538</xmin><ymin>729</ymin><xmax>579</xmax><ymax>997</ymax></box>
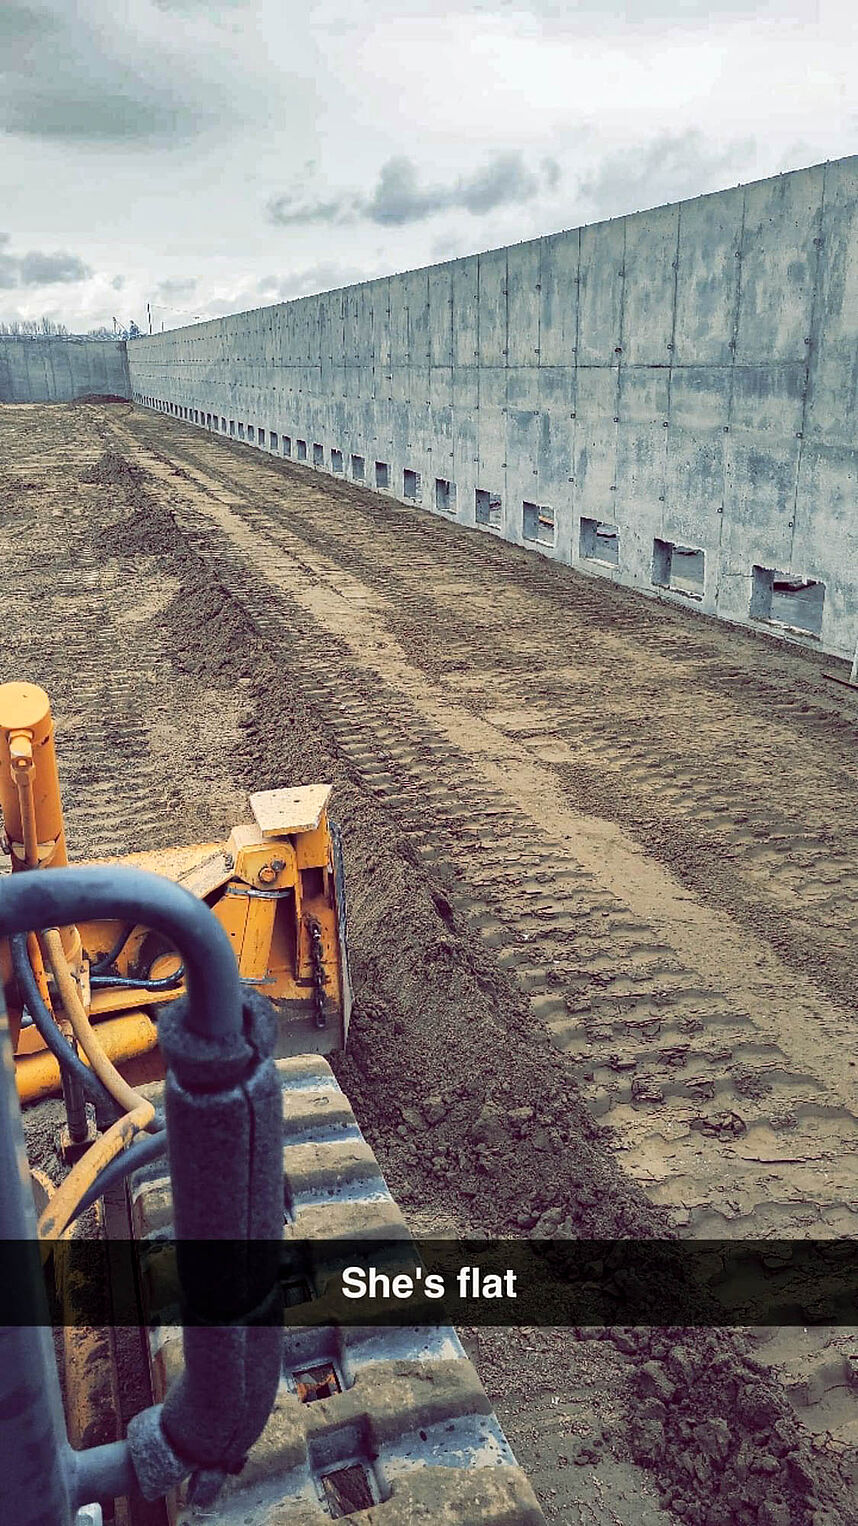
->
<box><xmin>0</xmin><ymin>683</ymin><xmax>351</xmax><ymax>1103</ymax></box>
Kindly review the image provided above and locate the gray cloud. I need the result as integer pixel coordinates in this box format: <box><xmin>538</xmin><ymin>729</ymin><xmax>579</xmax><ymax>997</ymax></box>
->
<box><xmin>577</xmin><ymin>131</ymin><xmax>756</xmax><ymax>220</ymax></box>
<box><xmin>0</xmin><ymin>1</ymin><xmax>247</xmax><ymax>143</ymax></box>
<box><xmin>0</xmin><ymin>235</ymin><xmax>92</xmax><ymax>289</ymax></box>
<box><xmin>17</xmin><ymin>250</ymin><xmax>92</xmax><ymax>285</ymax></box>
<box><xmin>156</xmin><ymin>277</ymin><xmax>199</xmax><ymax>297</ymax></box>
<box><xmin>269</xmin><ymin>152</ymin><xmax>562</xmax><ymax>229</ymax></box>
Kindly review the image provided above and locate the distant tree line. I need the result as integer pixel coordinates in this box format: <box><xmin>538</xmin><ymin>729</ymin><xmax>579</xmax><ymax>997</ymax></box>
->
<box><xmin>0</xmin><ymin>316</ymin><xmax>140</xmax><ymax>340</ymax></box>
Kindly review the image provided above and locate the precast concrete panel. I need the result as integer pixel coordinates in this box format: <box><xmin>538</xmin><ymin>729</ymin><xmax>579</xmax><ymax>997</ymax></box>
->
<box><xmin>736</xmin><ymin>166</ymin><xmax>825</xmax><ymax>365</ymax></box>
<box><xmin>452</xmin><ymin>256</ymin><xmax>479</xmax><ymax>369</ymax></box>
<box><xmin>429</xmin><ymin>265</ymin><xmax>454</xmax><ymax>369</ymax></box>
<box><xmin>478</xmin><ymin>247</ymin><xmax>508</xmax><ymax>368</ymax></box>
<box><xmin>506</xmin><ymin>240</ymin><xmax>540</xmax><ymax>368</ymax></box>
<box><xmin>617</xmin><ymin>369</ymin><xmax>670</xmax><ymax>520</ymax></box>
<box><xmin>622</xmin><ymin>203</ymin><xmax>679</xmax><ymax>366</ymax></box>
<box><xmin>430</xmin><ymin>365</ymin><xmax>454</xmax><ymax>411</ymax></box>
<box><xmin>506</xmin><ymin>408</ymin><xmax>541</xmax><ymax>530</ymax></box>
<box><xmin>538</xmin><ymin>230</ymin><xmax>578</xmax><ymax>368</ymax></box>
<box><xmin>673</xmin><ymin>185</ymin><xmax>744</xmax><ymax>366</ymax></box>
<box><xmin>577</xmin><ymin>219</ymin><xmax>625</xmax><ymax>365</ymax></box>
<box><xmin>574</xmin><ymin>368</ymin><xmax>619</xmax><ymax>521</ymax></box>
<box><xmin>804</xmin><ymin>160</ymin><xmax>858</xmax><ymax>448</ymax></box>
<box><xmin>507</xmin><ymin>365</ymin><xmax>540</xmax><ymax>412</ymax></box>
<box><xmin>538</xmin><ymin>365</ymin><xmax>573</xmax><ymax>413</ymax></box>
<box><xmin>404</xmin><ymin>268</ymin><xmax>431</xmax><ymax>370</ymax></box>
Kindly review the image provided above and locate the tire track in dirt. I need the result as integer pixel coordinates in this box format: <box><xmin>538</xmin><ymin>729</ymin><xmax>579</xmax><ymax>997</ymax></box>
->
<box><xmin>102</xmin><ymin>411</ymin><xmax>858</xmax><ymax>1474</ymax></box>
<box><xmin>125</xmin><ymin>415</ymin><xmax>858</xmax><ymax>1018</ymax></box>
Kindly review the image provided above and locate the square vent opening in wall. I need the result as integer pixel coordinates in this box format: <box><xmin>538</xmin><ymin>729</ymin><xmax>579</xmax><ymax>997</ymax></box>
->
<box><xmin>331</xmin><ymin>449</ymin><xmax>344</xmax><ymax>473</ymax></box>
<box><xmin>375</xmin><ymin>461</ymin><xmax>389</xmax><ymax>489</ymax></box>
<box><xmin>313</xmin><ymin>443</ymin><xmax>324</xmax><ymax>466</ymax></box>
<box><xmin>750</xmin><ymin>566</ymin><xmax>825</xmax><ymax>637</ymax></box>
<box><xmin>351</xmin><ymin>454</ymin><xmax>365</xmax><ymax>481</ymax></box>
<box><xmin>404</xmin><ymin>468</ymin><xmax>422</xmax><ymax>501</ymax></box>
<box><xmin>523</xmin><ymin>501</ymin><xmax>556</xmax><ymax>547</ymax></box>
<box><xmin>580</xmin><ymin>517</ymin><xmax>619</xmax><ymax>566</ymax></box>
<box><xmin>297</xmin><ymin>439</ymin><xmax>308</xmax><ymax>460</ymax></box>
<box><xmin>475</xmin><ymin>489</ymin><xmax>502</xmax><ymax>528</ymax></box>
<box><xmin>238</xmin><ymin>423</ymin><xmax>245</xmax><ymax>440</ymax></box>
<box><xmin>283</xmin><ymin>436</ymin><xmax>292</xmax><ymax>456</ymax></box>
<box><xmin>652</xmin><ymin>538</ymin><xmax>705</xmax><ymax>599</ymax></box>
<box><xmin>270</xmin><ymin>431</ymin><xmax>278</xmax><ymax>452</ymax></box>
<box><xmin>435</xmin><ymin>478</ymin><xmax>457</xmax><ymax>513</ymax></box>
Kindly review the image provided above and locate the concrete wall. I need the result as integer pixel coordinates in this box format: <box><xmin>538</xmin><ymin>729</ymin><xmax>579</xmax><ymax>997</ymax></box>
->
<box><xmin>0</xmin><ymin>337</ymin><xmax>130</xmax><ymax>402</ymax></box>
<box><xmin>128</xmin><ymin>156</ymin><xmax>858</xmax><ymax>660</ymax></box>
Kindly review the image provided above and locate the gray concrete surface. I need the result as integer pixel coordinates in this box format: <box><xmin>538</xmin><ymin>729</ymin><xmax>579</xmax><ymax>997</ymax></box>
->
<box><xmin>0</xmin><ymin>337</ymin><xmax>130</xmax><ymax>402</ymax></box>
<box><xmin>128</xmin><ymin>155</ymin><xmax>858</xmax><ymax>659</ymax></box>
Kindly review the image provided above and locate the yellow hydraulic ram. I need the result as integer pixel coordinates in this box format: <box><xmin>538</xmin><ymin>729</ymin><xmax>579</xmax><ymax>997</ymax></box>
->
<box><xmin>0</xmin><ymin>683</ymin><xmax>353</xmax><ymax>1103</ymax></box>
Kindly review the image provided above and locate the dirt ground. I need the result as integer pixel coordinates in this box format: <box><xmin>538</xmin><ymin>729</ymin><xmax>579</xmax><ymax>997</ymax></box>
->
<box><xmin>3</xmin><ymin>400</ymin><xmax>858</xmax><ymax>1526</ymax></box>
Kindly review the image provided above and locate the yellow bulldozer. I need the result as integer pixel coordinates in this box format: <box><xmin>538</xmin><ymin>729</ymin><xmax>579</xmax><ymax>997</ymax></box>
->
<box><xmin>0</xmin><ymin>681</ymin><xmax>543</xmax><ymax>1526</ymax></box>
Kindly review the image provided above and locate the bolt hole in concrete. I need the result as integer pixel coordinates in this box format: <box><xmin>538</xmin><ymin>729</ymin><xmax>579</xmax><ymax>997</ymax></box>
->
<box><xmin>375</xmin><ymin>460</ymin><xmax>389</xmax><ymax>488</ymax></box>
<box><xmin>404</xmin><ymin>467</ymin><xmax>422</xmax><ymax>501</ymax></box>
<box><xmin>351</xmin><ymin>453</ymin><xmax>365</xmax><ymax>480</ymax></box>
<box><xmin>751</xmin><ymin>564</ymin><xmax>826</xmax><ymax>637</ymax></box>
<box><xmin>523</xmin><ymin>500</ymin><xmax>556</xmax><ymax>547</ymax></box>
<box><xmin>435</xmin><ymin>476</ymin><xmax>457</xmax><ymax>513</ymax></box>
<box><xmin>313</xmin><ymin>442</ymin><xmax>324</xmax><ymax>466</ymax></box>
<box><xmin>297</xmin><ymin>439</ymin><xmax>308</xmax><ymax>460</ymax></box>
<box><xmin>580</xmin><ymin>516</ymin><xmax>620</xmax><ymax>566</ymax></box>
<box><xmin>652</xmin><ymin>536</ymin><xmax>705</xmax><ymax>598</ymax></box>
<box><xmin>475</xmin><ymin>487</ymin><xmax>503</xmax><ymax>528</ymax></box>
<box><xmin>331</xmin><ymin>448</ymin><xmax>344</xmax><ymax>473</ymax></box>
<box><xmin>283</xmin><ymin>435</ymin><xmax>292</xmax><ymax>456</ymax></box>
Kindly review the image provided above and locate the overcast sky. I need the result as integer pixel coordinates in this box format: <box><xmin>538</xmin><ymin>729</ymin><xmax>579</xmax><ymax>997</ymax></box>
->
<box><xmin>0</xmin><ymin>0</ymin><xmax>854</xmax><ymax>334</ymax></box>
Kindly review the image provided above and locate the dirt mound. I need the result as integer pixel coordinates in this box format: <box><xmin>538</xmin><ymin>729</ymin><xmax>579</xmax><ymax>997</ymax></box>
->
<box><xmin>79</xmin><ymin>449</ymin><xmax>144</xmax><ymax>487</ymax></box>
<box><xmin>71</xmin><ymin>393</ymin><xmax>129</xmax><ymax>405</ymax></box>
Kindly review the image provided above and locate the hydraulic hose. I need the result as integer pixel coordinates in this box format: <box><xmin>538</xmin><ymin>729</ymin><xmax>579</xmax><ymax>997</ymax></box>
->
<box><xmin>0</xmin><ymin>865</ymin><xmax>243</xmax><ymax>1039</ymax></box>
<box><xmin>10</xmin><ymin>932</ymin><xmax>116</xmax><ymax>1114</ymax></box>
<box><xmin>90</xmin><ymin>967</ymin><xmax>184</xmax><ymax>992</ymax></box>
<box><xmin>37</xmin><ymin>1102</ymin><xmax>155</xmax><ymax>1240</ymax></box>
<box><xmin>39</xmin><ymin>927</ymin><xmax>152</xmax><ymax>1122</ymax></box>
<box><xmin>90</xmin><ymin>923</ymin><xmax>135</xmax><ymax>974</ymax></box>
<box><xmin>72</xmin><ymin>1128</ymin><xmax>168</xmax><ymax>1221</ymax></box>
<box><xmin>0</xmin><ymin>865</ymin><xmax>280</xmax><ymax>1513</ymax></box>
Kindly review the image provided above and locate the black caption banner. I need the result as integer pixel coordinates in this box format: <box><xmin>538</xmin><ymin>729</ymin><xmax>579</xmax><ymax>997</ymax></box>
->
<box><xmin>6</xmin><ymin>1238</ymin><xmax>858</xmax><ymax>1327</ymax></box>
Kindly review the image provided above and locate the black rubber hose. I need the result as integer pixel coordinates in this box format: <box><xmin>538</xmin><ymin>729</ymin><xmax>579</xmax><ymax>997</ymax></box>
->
<box><xmin>0</xmin><ymin>866</ymin><xmax>242</xmax><ymax>1040</ymax></box>
<box><xmin>10</xmin><ymin>933</ymin><xmax>117</xmax><ymax>1114</ymax></box>
<box><xmin>90</xmin><ymin>966</ymin><xmax>184</xmax><ymax>992</ymax></box>
<box><xmin>90</xmin><ymin>922</ymin><xmax>135</xmax><ymax>975</ymax></box>
<box><xmin>72</xmin><ymin>1129</ymin><xmax>168</xmax><ymax>1220</ymax></box>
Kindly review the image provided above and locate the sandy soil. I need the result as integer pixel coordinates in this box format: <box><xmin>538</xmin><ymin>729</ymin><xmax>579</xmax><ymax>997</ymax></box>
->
<box><xmin>3</xmin><ymin>400</ymin><xmax>858</xmax><ymax>1526</ymax></box>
